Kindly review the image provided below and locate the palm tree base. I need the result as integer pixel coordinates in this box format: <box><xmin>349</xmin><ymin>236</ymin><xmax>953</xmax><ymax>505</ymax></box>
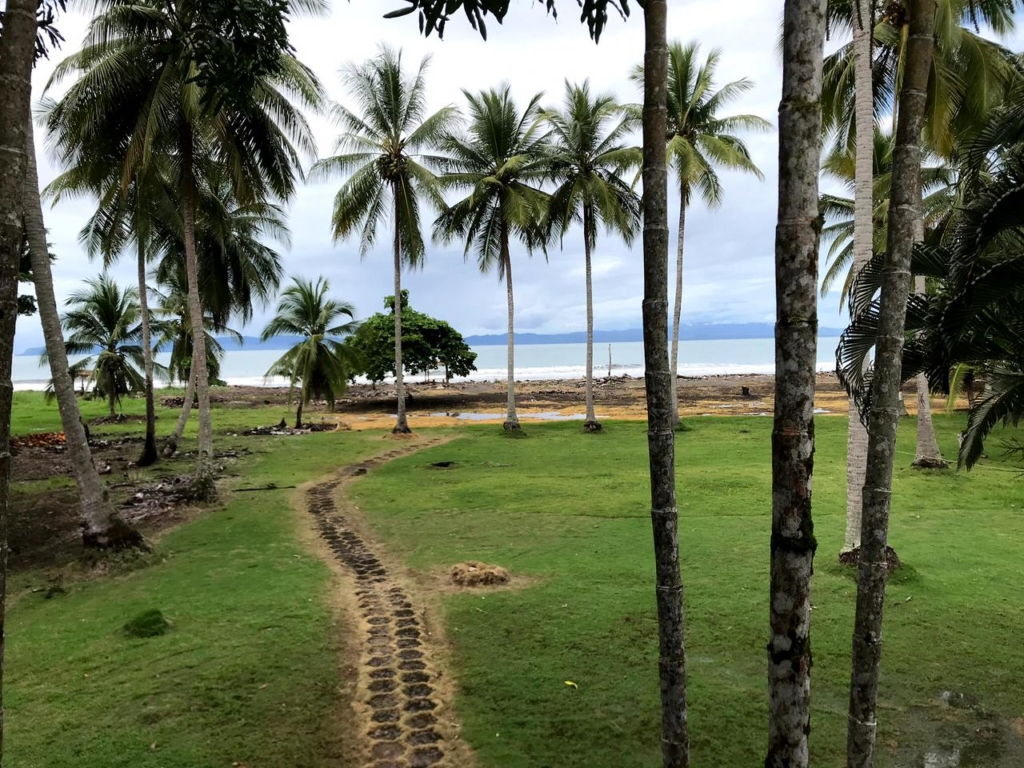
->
<box><xmin>674</xmin><ymin>420</ymin><xmax>693</xmax><ymax>433</ymax></box>
<box><xmin>392</xmin><ymin>423</ymin><xmax>413</xmax><ymax>435</ymax></box>
<box><xmin>137</xmin><ymin>435</ymin><xmax>159</xmax><ymax>467</ymax></box>
<box><xmin>502</xmin><ymin>420</ymin><xmax>524</xmax><ymax>435</ymax></box>
<box><xmin>183</xmin><ymin>468</ymin><xmax>219</xmax><ymax>503</ymax></box>
<box><xmin>82</xmin><ymin>517</ymin><xmax>149</xmax><ymax>551</ymax></box>
<box><xmin>838</xmin><ymin>545</ymin><xmax>902</xmax><ymax>570</ymax></box>
<box><xmin>162</xmin><ymin>439</ymin><xmax>178</xmax><ymax>459</ymax></box>
<box><xmin>583</xmin><ymin>419</ymin><xmax>603</xmax><ymax>433</ymax></box>
<box><xmin>911</xmin><ymin>457</ymin><xmax>949</xmax><ymax>470</ymax></box>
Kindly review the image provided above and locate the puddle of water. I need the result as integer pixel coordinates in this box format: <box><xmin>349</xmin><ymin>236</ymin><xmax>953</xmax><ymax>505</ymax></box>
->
<box><xmin>897</xmin><ymin>693</ymin><xmax>1024</xmax><ymax>768</ymax></box>
<box><xmin>428</xmin><ymin>411</ymin><xmax>590</xmax><ymax>422</ymax></box>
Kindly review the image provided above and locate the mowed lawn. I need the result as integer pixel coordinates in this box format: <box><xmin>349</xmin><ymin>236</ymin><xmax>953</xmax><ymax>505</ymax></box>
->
<box><xmin>351</xmin><ymin>415</ymin><xmax>1024</xmax><ymax>768</ymax></box>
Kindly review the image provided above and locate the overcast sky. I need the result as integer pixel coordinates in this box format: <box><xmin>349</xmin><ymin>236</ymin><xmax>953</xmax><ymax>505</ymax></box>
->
<box><xmin>15</xmin><ymin>1</ymin><xmax>1024</xmax><ymax>351</ymax></box>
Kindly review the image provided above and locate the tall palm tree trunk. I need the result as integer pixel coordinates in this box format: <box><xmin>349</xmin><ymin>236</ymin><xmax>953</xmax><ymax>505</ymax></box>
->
<box><xmin>843</xmin><ymin>0</ymin><xmax>875</xmax><ymax>555</ymax></box>
<box><xmin>911</xmin><ymin>259</ymin><xmax>945</xmax><ymax>468</ymax></box>
<box><xmin>0</xmin><ymin>6</ymin><xmax>40</xmax><ymax>753</ymax></box>
<box><xmin>502</xmin><ymin>234</ymin><xmax>520</xmax><ymax>431</ymax></box>
<box><xmin>669</xmin><ymin>191</ymin><xmax>686</xmax><ymax>426</ymax></box>
<box><xmin>392</xmin><ymin>200</ymin><xmax>410</xmax><ymax>434</ymax></box>
<box><xmin>766</xmin><ymin>0</ymin><xmax>826</xmax><ymax>764</ymax></box>
<box><xmin>181</xmin><ymin>143</ymin><xmax>216</xmax><ymax>496</ymax></box>
<box><xmin>24</xmin><ymin>123</ymin><xmax>138</xmax><ymax>549</ymax></box>
<box><xmin>164</xmin><ymin>367</ymin><xmax>195</xmax><ymax>457</ymax></box>
<box><xmin>641</xmin><ymin>2</ymin><xmax>689</xmax><ymax>766</ymax></box>
<box><xmin>107</xmin><ymin>377</ymin><xmax>117</xmax><ymax>418</ymax></box>
<box><xmin>847</xmin><ymin>0</ymin><xmax>935</xmax><ymax>763</ymax></box>
<box><xmin>136</xmin><ymin>231</ymin><xmax>158</xmax><ymax>467</ymax></box>
<box><xmin>583</xmin><ymin>206</ymin><xmax>600</xmax><ymax>432</ymax></box>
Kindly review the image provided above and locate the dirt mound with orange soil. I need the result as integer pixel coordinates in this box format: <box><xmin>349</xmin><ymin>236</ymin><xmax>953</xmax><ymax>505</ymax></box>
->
<box><xmin>449</xmin><ymin>561</ymin><xmax>510</xmax><ymax>587</ymax></box>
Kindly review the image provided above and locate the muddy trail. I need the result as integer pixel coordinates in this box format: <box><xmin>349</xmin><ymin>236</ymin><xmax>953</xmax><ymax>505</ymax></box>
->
<box><xmin>305</xmin><ymin>438</ymin><xmax>464</xmax><ymax>768</ymax></box>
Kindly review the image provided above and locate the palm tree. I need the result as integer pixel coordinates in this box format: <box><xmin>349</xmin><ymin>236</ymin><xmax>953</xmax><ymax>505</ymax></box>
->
<box><xmin>846</xmin><ymin>0</ymin><xmax>936</xmax><ymax>761</ymax></box>
<box><xmin>47</xmin><ymin>275</ymin><xmax>155</xmax><ymax>418</ymax></box>
<box><xmin>1</xmin><ymin>3</ymin><xmax>42</xmax><ymax>752</ymax></box>
<box><xmin>634</xmin><ymin>42</ymin><xmax>769</xmax><ymax>425</ymax></box>
<box><xmin>823</xmin><ymin>0</ymin><xmax>1018</xmax><ymax>476</ymax></box>
<box><xmin>152</xmin><ymin>271</ymin><xmax>240</xmax><ymax>457</ymax></box>
<box><xmin>311</xmin><ymin>46</ymin><xmax>457</xmax><ymax>434</ymax></box>
<box><xmin>46</xmin><ymin>156</ymin><xmax>175</xmax><ymax>467</ymax></box>
<box><xmin>434</xmin><ymin>85</ymin><xmax>550</xmax><ymax>431</ymax></box>
<box><xmin>45</xmin><ymin>0</ymin><xmax>323</xmax><ymax>490</ymax></box>
<box><xmin>766</xmin><ymin>0</ymin><xmax>827</xmax><ymax>762</ymax></box>
<box><xmin>820</xmin><ymin>127</ymin><xmax>955</xmax><ymax>305</ymax></box>
<box><xmin>542</xmin><ymin>80</ymin><xmax>641</xmax><ymax>432</ymax></box>
<box><xmin>262</xmin><ymin>277</ymin><xmax>360</xmax><ymax>428</ymax></box>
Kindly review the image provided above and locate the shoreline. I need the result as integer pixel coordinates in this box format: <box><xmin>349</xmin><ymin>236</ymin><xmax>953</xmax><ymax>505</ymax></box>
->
<box><xmin>16</xmin><ymin>372</ymin><xmax>941</xmax><ymax>433</ymax></box>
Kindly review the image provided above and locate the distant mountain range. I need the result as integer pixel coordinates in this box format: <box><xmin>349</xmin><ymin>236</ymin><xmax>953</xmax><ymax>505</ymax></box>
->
<box><xmin>18</xmin><ymin>324</ymin><xmax>845</xmax><ymax>356</ymax></box>
<box><xmin>464</xmin><ymin>323</ymin><xmax>845</xmax><ymax>346</ymax></box>
<box><xmin>17</xmin><ymin>335</ymin><xmax>303</xmax><ymax>357</ymax></box>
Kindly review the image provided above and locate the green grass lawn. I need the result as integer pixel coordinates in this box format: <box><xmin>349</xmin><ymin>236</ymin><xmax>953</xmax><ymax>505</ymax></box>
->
<box><xmin>350</xmin><ymin>416</ymin><xmax>1024</xmax><ymax>768</ymax></box>
<box><xmin>10</xmin><ymin>388</ymin><xmax>309</xmax><ymax>438</ymax></box>
<box><xmin>5</xmin><ymin>425</ymin><xmax>395</xmax><ymax>768</ymax></box>
<box><xmin>7</xmin><ymin>390</ymin><xmax>1022</xmax><ymax>767</ymax></box>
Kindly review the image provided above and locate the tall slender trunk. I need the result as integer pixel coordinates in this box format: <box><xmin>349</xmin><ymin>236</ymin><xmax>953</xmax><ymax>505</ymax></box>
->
<box><xmin>846</xmin><ymin>0</ymin><xmax>935</xmax><ymax>764</ymax></box>
<box><xmin>669</xmin><ymin>189</ymin><xmax>686</xmax><ymax>425</ymax></box>
<box><xmin>583</xmin><ymin>205</ymin><xmax>600</xmax><ymax>431</ymax></box>
<box><xmin>766</xmin><ymin>0</ymin><xmax>826</xmax><ymax>764</ymax></box>
<box><xmin>164</xmin><ymin>367</ymin><xmax>195</xmax><ymax>457</ymax></box>
<box><xmin>24</xmin><ymin>122</ymin><xmax>137</xmax><ymax>548</ymax></box>
<box><xmin>295</xmin><ymin>399</ymin><xmax>303</xmax><ymax>430</ymax></box>
<box><xmin>136</xmin><ymin>222</ymin><xmax>157</xmax><ymax>466</ymax></box>
<box><xmin>911</xmin><ymin>265</ymin><xmax>945</xmax><ymax>468</ymax></box>
<box><xmin>0</xmin><ymin>3</ymin><xmax>42</xmax><ymax>757</ymax></box>
<box><xmin>392</xmin><ymin>194</ymin><xmax>410</xmax><ymax>434</ymax></box>
<box><xmin>108</xmin><ymin>380</ymin><xmax>117</xmax><ymax>418</ymax></box>
<box><xmin>641</xmin><ymin>3</ymin><xmax>689</xmax><ymax>766</ymax></box>
<box><xmin>181</xmin><ymin>136</ymin><xmax>215</xmax><ymax>495</ymax></box>
<box><xmin>843</xmin><ymin>0</ymin><xmax>876</xmax><ymax>554</ymax></box>
<box><xmin>502</xmin><ymin>232</ymin><xmax>520</xmax><ymax>431</ymax></box>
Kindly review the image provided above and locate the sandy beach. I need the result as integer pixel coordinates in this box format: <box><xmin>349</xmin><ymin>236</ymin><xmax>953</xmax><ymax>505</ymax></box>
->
<box><xmin>204</xmin><ymin>372</ymin><xmax>933</xmax><ymax>431</ymax></box>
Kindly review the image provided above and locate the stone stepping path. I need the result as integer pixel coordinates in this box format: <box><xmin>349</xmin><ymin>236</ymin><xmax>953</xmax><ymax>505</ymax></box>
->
<box><xmin>305</xmin><ymin>438</ymin><xmax>455</xmax><ymax>768</ymax></box>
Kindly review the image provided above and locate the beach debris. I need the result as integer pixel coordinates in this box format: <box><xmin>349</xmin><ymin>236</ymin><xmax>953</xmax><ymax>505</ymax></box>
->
<box><xmin>450</xmin><ymin>561</ymin><xmax>510</xmax><ymax>587</ymax></box>
<box><xmin>11</xmin><ymin>432</ymin><xmax>66</xmax><ymax>450</ymax></box>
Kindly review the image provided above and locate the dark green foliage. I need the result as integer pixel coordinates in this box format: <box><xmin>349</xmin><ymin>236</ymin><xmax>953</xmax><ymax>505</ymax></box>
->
<box><xmin>185</xmin><ymin>0</ymin><xmax>293</xmax><ymax>108</ymax></box>
<box><xmin>384</xmin><ymin>0</ymin><xmax>629</xmax><ymax>42</ymax></box>
<box><xmin>346</xmin><ymin>292</ymin><xmax>477</xmax><ymax>383</ymax></box>
<box><xmin>838</xmin><ymin>148</ymin><xmax>1024</xmax><ymax>468</ymax></box>
<box><xmin>122</xmin><ymin>609</ymin><xmax>170</xmax><ymax>639</ymax></box>
<box><xmin>261</xmin><ymin>276</ymin><xmax>359</xmax><ymax>419</ymax></box>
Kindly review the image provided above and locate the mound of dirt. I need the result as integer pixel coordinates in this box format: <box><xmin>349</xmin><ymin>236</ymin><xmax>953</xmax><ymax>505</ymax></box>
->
<box><xmin>450</xmin><ymin>560</ymin><xmax>511</xmax><ymax>587</ymax></box>
<box><xmin>838</xmin><ymin>545</ymin><xmax>902</xmax><ymax>570</ymax></box>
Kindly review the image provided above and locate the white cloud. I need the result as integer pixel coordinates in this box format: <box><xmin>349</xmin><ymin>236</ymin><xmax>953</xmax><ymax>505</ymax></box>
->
<box><xmin>15</xmin><ymin>2</ymin><xmax>1022</xmax><ymax>352</ymax></box>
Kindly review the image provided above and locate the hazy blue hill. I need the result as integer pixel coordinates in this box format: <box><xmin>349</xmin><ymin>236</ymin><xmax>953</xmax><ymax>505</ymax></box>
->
<box><xmin>464</xmin><ymin>323</ymin><xmax>845</xmax><ymax>346</ymax></box>
<box><xmin>17</xmin><ymin>335</ymin><xmax>304</xmax><ymax>357</ymax></box>
<box><xmin>19</xmin><ymin>325</ymin><xmax>846</xmax><ymax>355</ymax></box>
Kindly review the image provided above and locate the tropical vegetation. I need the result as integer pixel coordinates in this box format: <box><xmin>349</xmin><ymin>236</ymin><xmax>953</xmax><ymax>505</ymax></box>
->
<box><xmin>2</xmin><ymin>3</ymin><xmax>1023</xmax><ymax>768</ymax></box>
<box><xmin>312</xmin><ymin>45</ymin><xmax>456</xmax><ymax>434</ymax></box>
<box><xmin>262</xmin><ymin>276</ymin><xmax>359</xmax><ymax>428</ymax></box>
<box><xmin>345</xmin><ymin>292</ymin><xmax>478</xmax><ymax>385</ymax></box>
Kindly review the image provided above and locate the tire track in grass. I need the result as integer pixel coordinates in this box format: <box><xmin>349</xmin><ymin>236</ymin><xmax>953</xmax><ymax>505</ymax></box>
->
<box><xmin>305</xmin><ymin>437</ymin><xmax>458</xmax><ymax>768</ymax></box>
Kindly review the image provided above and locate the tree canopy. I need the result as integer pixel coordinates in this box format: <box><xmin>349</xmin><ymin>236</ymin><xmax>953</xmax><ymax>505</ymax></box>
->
<box><xmin>346</xmin><ymin>292</ymin><xmax>477</xmax><ymax>383</ymax></box>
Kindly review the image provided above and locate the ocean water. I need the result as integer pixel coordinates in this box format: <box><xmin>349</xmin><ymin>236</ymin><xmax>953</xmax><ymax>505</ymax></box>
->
<box><xmin>11</xmin><ymin>337</ymin><xmax>842</xmax><ymax>391</ymax></box>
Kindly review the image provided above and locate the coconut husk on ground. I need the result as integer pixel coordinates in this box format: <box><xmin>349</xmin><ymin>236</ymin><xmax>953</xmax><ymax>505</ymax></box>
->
<box><xmin>450</xmin><ymin>561</ymin><xmax>510</xmax><ymax>587</ymax></box>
